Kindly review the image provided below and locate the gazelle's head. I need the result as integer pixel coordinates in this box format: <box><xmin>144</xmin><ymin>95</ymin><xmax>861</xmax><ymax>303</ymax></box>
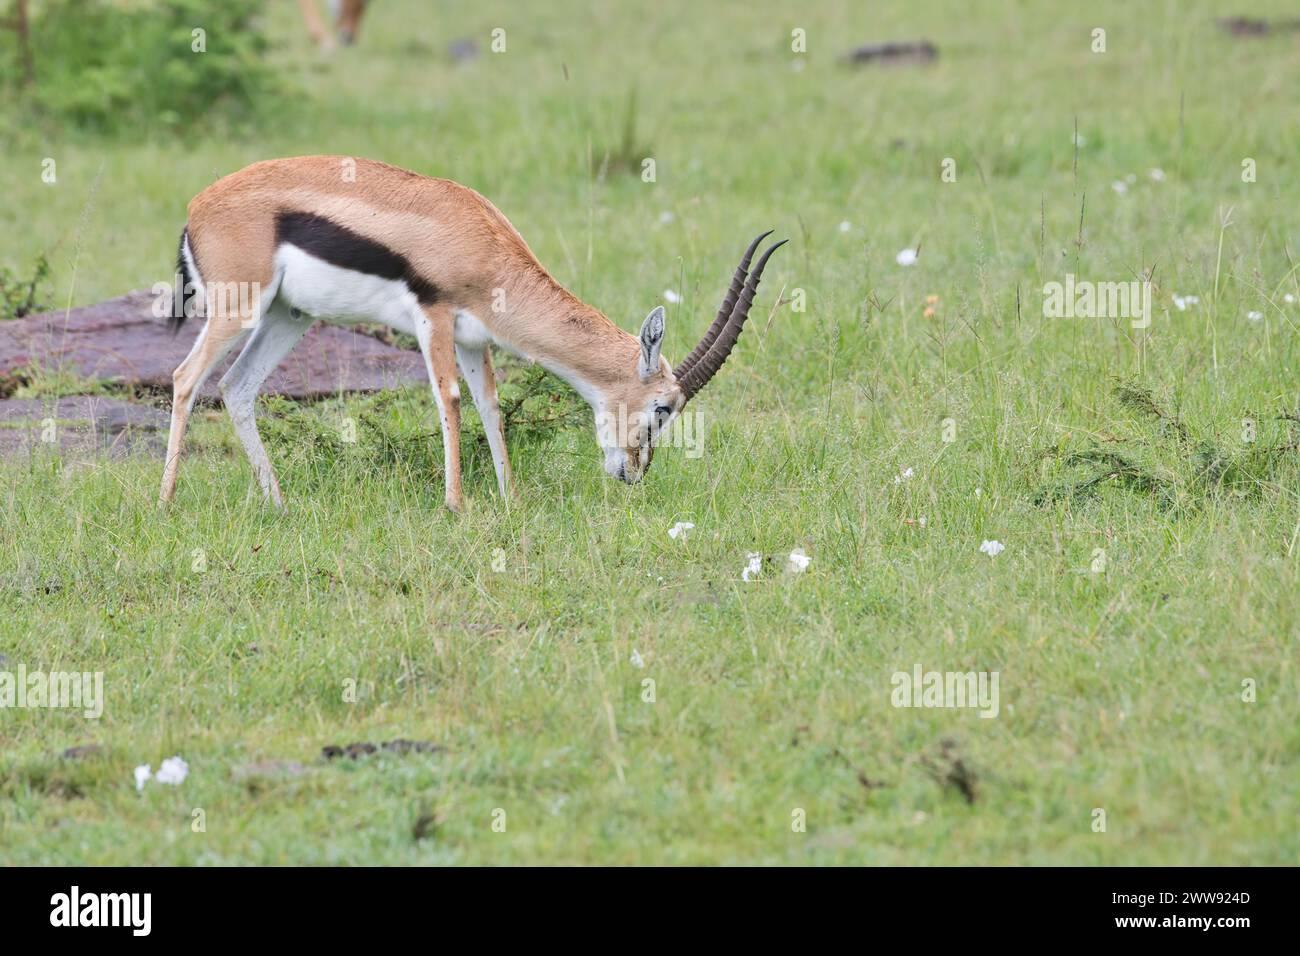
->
<box><xmin>599</xmin><ymin>232</ymin><xmax>787</xmax><ymax>484</ymax></box>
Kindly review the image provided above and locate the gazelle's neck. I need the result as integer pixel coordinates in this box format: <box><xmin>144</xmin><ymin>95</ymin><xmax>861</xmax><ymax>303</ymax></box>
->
<box><xmin>490</xmin><ymin>271</ymin><xmax>639</xmax><ymax>408</ymax></box>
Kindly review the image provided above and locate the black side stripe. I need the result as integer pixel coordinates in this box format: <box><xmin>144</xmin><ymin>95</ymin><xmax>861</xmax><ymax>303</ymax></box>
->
<box><xmin>274</xmin><ymin>210</ymin><xmax>439</xmax><ymax>304</ymax></box>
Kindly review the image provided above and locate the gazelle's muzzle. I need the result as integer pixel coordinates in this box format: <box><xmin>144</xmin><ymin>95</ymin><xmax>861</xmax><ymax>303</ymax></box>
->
<box><xmin>673</xmin><ymin>231</ymin><xmax>788</xmax><ymax>402</ymax></box>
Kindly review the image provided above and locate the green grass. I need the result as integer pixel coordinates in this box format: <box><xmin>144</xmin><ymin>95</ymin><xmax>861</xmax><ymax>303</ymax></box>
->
<box><xmin>1</xmin><ymin>0</ymin><xmax>1298</xmax><ymax>864</ymax></box>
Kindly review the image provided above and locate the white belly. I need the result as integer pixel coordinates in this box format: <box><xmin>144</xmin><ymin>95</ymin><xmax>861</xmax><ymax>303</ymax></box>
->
<box><xmin>275</xmin><ymin>245</ymin><xmax>419</xmax><ymax>335</ymax></box>
<box><xmin>452</xmin><ymin>309</ymin><xmax>493</xmax><ymax>348</ymax></box>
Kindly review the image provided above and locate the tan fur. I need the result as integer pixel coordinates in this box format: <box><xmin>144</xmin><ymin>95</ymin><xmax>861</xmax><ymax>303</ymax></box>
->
<box><xmin>415</xmin><ymin>302</ymin><xmax>463</xmax><ymax>512</ymax></box>
<box><xmin>159</xmin><ymin>311</ymin><xmax>248</xmax><ymax>505</ymax></box>
<box><xmin>162</xmin><ymin>156</ymin><xmax>680</xmax><ymax>509</ymax></box>
<box><xmin>298</xmin><ymin>0</ymin><xmax>368</xmax><ymax>49</ymax></box>
<box><xmin>185</xmin><ymin>156</ymin><xmax>643</xmax><ymax>387</ymax></box>
<box><xmin>336</xmin><ymin>0</ymin><xmax>367</xmax><ymax>42</ymax></box>
<box><xmin>297</xmin><ymin>0</ymin><xmax>328</xmax><ymax>46</ymax></box>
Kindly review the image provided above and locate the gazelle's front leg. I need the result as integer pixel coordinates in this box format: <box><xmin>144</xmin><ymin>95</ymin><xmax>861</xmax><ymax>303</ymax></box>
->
<box><xmin>455</xmin><ymin>342</ymin><xmax>514</xmax><ymax>499</ymax></box>
<box><xmin>414</xmin><ymin>304</ymin><xmax>463</xmax><ymax>512</ymax></box>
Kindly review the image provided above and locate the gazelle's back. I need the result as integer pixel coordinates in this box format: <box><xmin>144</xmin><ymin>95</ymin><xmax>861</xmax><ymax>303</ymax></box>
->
<box><xmin>185</xmin><ymin>155</ymin><xmax>535</xmax><ymax>296</ymax></box>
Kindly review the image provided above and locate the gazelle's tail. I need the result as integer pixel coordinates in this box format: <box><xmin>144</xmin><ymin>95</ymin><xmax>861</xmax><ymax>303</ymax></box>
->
<box><xmin>168</xmin><ymin>226</ymin><xmax>204</xmax><ymax>335</ymax></box>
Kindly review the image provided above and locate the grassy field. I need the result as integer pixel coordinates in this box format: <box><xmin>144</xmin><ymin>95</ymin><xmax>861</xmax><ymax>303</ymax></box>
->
<box><xmin>1</xmin><ymin>0</ymin><xmax>1298</xmax><ymax>864</ymax></box>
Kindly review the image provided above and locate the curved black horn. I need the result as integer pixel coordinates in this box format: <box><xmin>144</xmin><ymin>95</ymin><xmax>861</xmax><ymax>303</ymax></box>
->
<box><xmin>678</xmin><ymin>238</ymin><xmax>787</xmax><ymax>401</ymax></box>
<box><xmin>673</xmin><ymin>231</ymin><xmax>773</xmax><ymax>380</ymax></box>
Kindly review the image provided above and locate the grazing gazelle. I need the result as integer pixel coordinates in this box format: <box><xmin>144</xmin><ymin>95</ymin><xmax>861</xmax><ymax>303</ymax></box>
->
<box><xmin>159</xmin><ymin>155</ymin><xmax>784</xmax><ymax>511</ymax></box>
<box><xmin>297</xmin><ymin>0</ymin><xmax>369</xmax><ymax>49</ymax></box>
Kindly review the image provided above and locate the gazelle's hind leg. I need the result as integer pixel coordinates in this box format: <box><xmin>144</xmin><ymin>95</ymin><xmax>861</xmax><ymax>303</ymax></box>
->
<box><xmin>218</xmin><ymin>304</ymin><xmax>313</xmax><ymax>507</ymax></box>
<box><xmin>455</xmin><ymin>342</ymin><xmax>514</xmax><ymax>499</ymax></box>
<box><xmin>413</xmin><ymin>304</ymin><xmax>463</xmax><ymax>512</ymax></box>
<box><xmin>159</xmin><ymin>315</ymin><xmax>249</xmax><ymax>506</ymax></box>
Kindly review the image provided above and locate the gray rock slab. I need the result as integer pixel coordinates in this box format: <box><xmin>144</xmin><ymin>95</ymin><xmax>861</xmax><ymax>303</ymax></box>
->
<box><xmin>0</xmin><ymin>290</ymin><xmax>427</xmax><ymax>399</ymax></box>
<box><xmin>0</xmin><ymin>396</ymin><xmax>168</xmax><ymax>459</ymax></box>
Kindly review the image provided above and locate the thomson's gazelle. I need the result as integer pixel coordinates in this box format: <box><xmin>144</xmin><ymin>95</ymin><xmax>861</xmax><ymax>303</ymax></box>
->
<box><xmin>159</xmin><ymin>156</ymin><xmax>784</xmax><ymax>511</ymax></box>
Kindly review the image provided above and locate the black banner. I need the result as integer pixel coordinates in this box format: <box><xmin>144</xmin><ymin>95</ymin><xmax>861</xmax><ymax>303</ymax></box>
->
<box><xmin>0</xmin><ymin>867</ymin><xmax>1281</xmax><ymax>942</ymax></box>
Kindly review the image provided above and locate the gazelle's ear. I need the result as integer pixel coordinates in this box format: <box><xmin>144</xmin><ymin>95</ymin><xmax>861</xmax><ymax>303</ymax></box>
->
<box><xmin>637</xmin><ymin>306</ymin><xmax>666</xmax><ymax>381</ymax></box>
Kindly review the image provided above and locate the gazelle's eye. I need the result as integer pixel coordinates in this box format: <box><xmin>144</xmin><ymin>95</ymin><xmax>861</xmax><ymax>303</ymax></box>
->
<box><xmin>653</xmin><ymin>404</ymin><xmax>673</xmax><ymax>430</ymax></box>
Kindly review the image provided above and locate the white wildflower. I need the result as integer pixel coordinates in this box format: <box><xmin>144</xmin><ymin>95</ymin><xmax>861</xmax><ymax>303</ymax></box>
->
<box><xmin>630</xmin><ymin>649</ymin><xmax>644</xmax><ymax>669</ymax></box>
<box><xmin>787</xmin><ymin>549</ymin><xmax>811</xmax><ymax>573</ymax></box>
<box><xmin>1148</xmin><ymin>168</ymin><xmax>1166</xmax><ymax>181</ymax></box>
<box><xmin>895</xmin><ymin>248</ymin><xmax>918</xmax><ymax>266</ymax></box>
<box><xmin>742</xmin><ymin>552</ymin><xmax>763</xmax><ymax>582</ymax></box>
<box><xmin>133</xmin><ymin>764</ymin><xmax>151</xmax><ymax>792</ymax></box>
<box><xmin>1111</xmin><ymin>180</ymin><xmax>1127</xmax><ymax>195</ymax></box>
<box><xmin>668</xmin><ymin>521</ymin><xmax>694</xmax><ymax>540</ymax></box>
<box><xmin>893</xmin><ymin>466</ymin><xmax>915</xmax><ymax>484</ymax></box>
<box><xmin>155</xmin><ymin>755</ymin><xmax>188</xmax><ymax>786</ymax></box>
<box><xmin>663</xmin><ymin>289</ymin><xmax>681</xmax><ymax>304</ymax></box>
<box><xmin>979</xmin><ymin>539</ymin><xmax>1005</xmax><ymax>557</ymax></box>
<box><xmin>1248</xmin><ymin>311</ymin><xmax>1263</xmax><ymax>321</ymax></box>
<box><xmin>839</xmin><ymin>220</ymin><xmax>852</xmax><ymax>233</ymax></box>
